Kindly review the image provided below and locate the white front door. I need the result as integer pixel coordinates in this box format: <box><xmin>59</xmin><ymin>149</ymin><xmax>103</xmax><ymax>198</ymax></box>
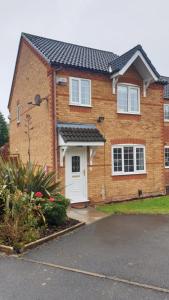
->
<box><xmin>65</xmin><ymin>147</ymin><xmax>87</xmax><ymax>203</ymax></box>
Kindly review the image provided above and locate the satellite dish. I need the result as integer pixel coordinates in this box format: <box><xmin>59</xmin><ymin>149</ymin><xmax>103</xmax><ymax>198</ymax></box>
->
<box><xmin>34</xmin><ymin>94</ymin><xmax>42</xmax><ymax>106</ymax></box>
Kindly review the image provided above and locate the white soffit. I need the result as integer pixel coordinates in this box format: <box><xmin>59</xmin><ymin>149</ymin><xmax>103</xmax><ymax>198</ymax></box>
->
<box><xmin>112</xmin><ymin>51</ymin><xmax>158</xmax><ymax>82</ymax></box>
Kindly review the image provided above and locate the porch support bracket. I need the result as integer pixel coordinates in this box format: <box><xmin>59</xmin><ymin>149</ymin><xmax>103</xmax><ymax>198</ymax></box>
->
<box><xmin>143</xmin><ymin>79</ymin><xmax>151</xmax><ymax>97</ymax></box>
<box><xmin>89</xmin><ymin>147</ymin><xmax>96</xmax><ymax>170</ymax></box>
<box><xmin>60</xmin><ymin>146</ymin><xmax>68</xmax><ymax>167</ymax></box>
<box><xmin>112</xmin><ymin>76</ymin><xmax>119</xmax><ymax>94</ymax></box>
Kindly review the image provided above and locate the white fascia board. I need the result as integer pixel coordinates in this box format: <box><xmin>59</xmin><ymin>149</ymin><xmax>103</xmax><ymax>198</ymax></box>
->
<box><xmin>63</xmin><ymin>141</ymin><xmax>104</xmax><ymax>146</ymax></box>
<box><xmin>58</xmin><ymin>134</ymin><xmax>104</xmax><ymax>147</ymax></box>
<box><xmin>111</xmin><ymin>50</ymin><xmax>158</xmax><ymax>82</ymax></box>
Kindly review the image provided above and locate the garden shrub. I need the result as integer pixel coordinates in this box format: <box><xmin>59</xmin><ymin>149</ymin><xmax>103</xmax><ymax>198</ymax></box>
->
<box><xmin>0</xmin><ymin>157</ymin><xmax>60</xmax><ymax>196</ymax></box>
<box><xmin>0</xmin><ymin>156</ymin><xmax>70</xmax><ymax>248</ymax></box>
<box><xmin>0</xmin><ymin>190</ymin><xmax>40</xmax><ymax>248</ymax></box>
<box><xmin>43</xmin><ymin>194</ymin><xmax>69</xmax><ymax>226</ymax></box>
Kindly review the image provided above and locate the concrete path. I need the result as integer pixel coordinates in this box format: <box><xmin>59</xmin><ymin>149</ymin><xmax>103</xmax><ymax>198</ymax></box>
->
<box><xmin>67</xmin><ymin>206</ymin><xmax>107</xmax><ymax>224</ymax></box>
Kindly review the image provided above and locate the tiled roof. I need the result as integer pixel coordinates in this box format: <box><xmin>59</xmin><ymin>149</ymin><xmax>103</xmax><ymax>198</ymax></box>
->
<box><xmin>58</xmin><ymin>123</ymin><xmax>105</xmax><ymax>143</ymax></box>
<box><xmin>22</xmin><ymin>33</ymin><xmax>162</xmax><ymax>81</ymax></box>
<box><xmin>22</xmin><ymin>33</ymin><xmax>118</xmax><ymax>73</ymax></box>
<box><xmin>109</xmin><ymin>44</ymin><xmax>160</xmax><ymax>78</ymax></box>
<box><xmin>160</xmin><ymin>76</ymin><xmax>169</xmax><ymax>99</ymax></box>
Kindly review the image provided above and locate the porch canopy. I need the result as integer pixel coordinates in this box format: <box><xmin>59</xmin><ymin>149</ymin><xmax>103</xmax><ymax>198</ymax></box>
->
<box><xmin>57</xmin><ymin>122</ymin><xmax>105</xmax><ymax>166</ymax></box>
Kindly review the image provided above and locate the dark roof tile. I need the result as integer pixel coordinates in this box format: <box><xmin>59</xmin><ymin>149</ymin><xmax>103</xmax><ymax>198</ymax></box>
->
<box><xmin>109</xmin><ymin>44</ymin><xmax>160</xmax><ymax>78</ymax></box>
<box><xmin>59</xmin><ymin>126</ymin><xmax>105</xmax><ymax>143</ymax></box>
<box><xmin>160</xmin><ymin>76</ymin><xmax>169</xmax><ymax>99</ymax></box>
<box><xmin>22</xmin><ymin>33</ymin><xmax>118</xmax><ymax>73</ymax></box>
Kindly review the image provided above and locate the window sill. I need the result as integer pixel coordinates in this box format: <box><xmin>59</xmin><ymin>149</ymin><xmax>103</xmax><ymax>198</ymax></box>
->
<box><xmin>117</xmin><ymin>112</ymin><xmax>141</xmax><ymax>116</ymax></box>
<box><xmin>112</xmin><ymin>172</ymin><xmax>147</xmax><ymax>176</ymax></box>
<box><xmin>112</xmin><ymin>173</ymin><xmax>147</xmax><ymax>180</ymax></box>
<box><xmin>164</xmin><ymin>120</ymin><xmax>169</xmax><ymax>122</ymax></box>
<box><xmin>69</xmin><ymin>103</ymin><xmax>92</xmax><ymax>108</ymax></box>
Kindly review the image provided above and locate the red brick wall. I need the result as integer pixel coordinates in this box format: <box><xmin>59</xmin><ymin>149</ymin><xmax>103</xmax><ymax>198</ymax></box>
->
<box><xmin>9</xmin><ymin>41</ymin><xmax>165</xmax><ymax>203</ymax></box>
<box><xmin>164</xmin><ymin>100</ymin><xmax>169</xmax><ymax>186</ymax></box>
<box><xmin>56</xmin><ymin>66</ymin><xmax>165</xmax><ymax>203</ymax></box>
<box><xmin>9</xmin><ymin>40</ymin><xmax>54</xmax><ymax>170</ymax></box>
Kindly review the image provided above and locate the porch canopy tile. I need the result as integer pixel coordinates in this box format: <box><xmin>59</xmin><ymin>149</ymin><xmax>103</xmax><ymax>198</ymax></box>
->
<box><xmin>57</xmin><ymin>122</ymin><xmax>105</xmax><ymax>145</ymax></box>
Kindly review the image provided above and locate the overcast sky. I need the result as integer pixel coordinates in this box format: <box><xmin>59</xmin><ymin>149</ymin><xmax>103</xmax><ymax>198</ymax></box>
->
<box><xmin>1</xmin><ymin>0</ymin><xmax>169</xmax><ymax>119</ymax></box>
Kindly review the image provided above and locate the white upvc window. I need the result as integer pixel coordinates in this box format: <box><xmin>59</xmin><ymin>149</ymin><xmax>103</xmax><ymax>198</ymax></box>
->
<box><xmin>117</xmin><ymin>84</ymin><xmax>140</xmax><ymax>114</ymax></box>
<box><xmin>165</xmin><ymin>146</ymin><xmax>169</xmax><ymax>168</ymax></box>
<box><xmin>69</xmin><ymin>77</ymin><xmax>91</xmax><ymax>106</ymax></box>
<box><xmin>164</xmin><ymin>104</ymin><xmax>169</xmax><ymax>122</ymax></box>
<box><xmin>16</xmin><ymin>104</ymin><xmax>20</xmax><ymax>123</ymax></box>
<box><xmin>112</xmin><ymin>144</ymin><xmax>146</xmax><ymax>175</ymax></box>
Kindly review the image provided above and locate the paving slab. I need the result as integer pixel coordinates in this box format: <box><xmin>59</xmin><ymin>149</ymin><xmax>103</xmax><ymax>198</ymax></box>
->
<box><xmin>67</xmin><ymin>206</ymin><xmax>107</xmax><ymax>224</ymax></box>
<box><xmin>0</xmin><ymin>256</ymin><xmax>168</xmax><ymax>300</ymax></box>
<box><xmin>23</xmin><ymin>214</ymin><xmax>169</xmax><ymax>290</ymax></box>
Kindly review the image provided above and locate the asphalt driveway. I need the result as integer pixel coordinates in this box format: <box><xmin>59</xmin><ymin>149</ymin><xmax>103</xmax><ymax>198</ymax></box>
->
<box><xmin>1</xmin><ymin>214</ymin><xmax>169</xmax><ymax>299</ymax></box>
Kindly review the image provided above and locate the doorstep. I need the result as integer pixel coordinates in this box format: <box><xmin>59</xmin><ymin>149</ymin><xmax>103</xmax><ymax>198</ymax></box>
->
<box><xmin>67</xmin><ymin>206</ymin><xmax>107</xmax><ymax>224</ymax></box>
<box><xmin>71</xmin><ymin>201</ymin><xmax>89</xmax><ymax>209</ymax></box>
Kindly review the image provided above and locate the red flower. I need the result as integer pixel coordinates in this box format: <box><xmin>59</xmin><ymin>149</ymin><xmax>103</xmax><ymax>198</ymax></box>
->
<box><xmin>35</xmin><ymin>192</ymin><xmax>43</xmax><ymax>198</ymax></box>
<box><xmin>49</xmin><ymin>197</ymin><xmax>55</xmax><ymax>202</ymax></box>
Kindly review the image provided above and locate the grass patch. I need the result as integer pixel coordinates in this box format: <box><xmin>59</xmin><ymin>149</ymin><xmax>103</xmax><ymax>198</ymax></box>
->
<box><xmin>97</xmin><ymin>196</ymin><xmax>169</xmax><ymax>215</ymax></box>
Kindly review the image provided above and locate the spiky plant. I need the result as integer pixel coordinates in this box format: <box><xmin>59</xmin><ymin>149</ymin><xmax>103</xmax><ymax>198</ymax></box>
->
<box><xmin>0</xmin><ymin>157</ymin><xmax>60</xmax><ymax>196</ymax></box>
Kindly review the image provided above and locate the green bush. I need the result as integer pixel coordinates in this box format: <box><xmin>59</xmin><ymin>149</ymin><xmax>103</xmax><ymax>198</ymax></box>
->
<box><xmin>34</xmin><ymin>192</ymin><xmax>70</xmax><ymax>226</ymax></box>
<box><xmin>0</xmin><ymin>190</ymin><xmax>40</xmax><ymax>247</ymax></box>
<box><xmin>0</xmin><ymin>157</ymin><xmax>70</xmax><ymax>249</ymax></box>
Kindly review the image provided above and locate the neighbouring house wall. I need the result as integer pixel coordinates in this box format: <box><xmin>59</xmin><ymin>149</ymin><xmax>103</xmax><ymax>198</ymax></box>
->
<box><xmin>56</xmin><ymin>66</ymin><xmax>165</xmax><ymax>203</ymax></box>
<box><xmin>164</xmin><ymin>99</ymin><xmax>169</xmax><ymax>186</ymax></box>
<box><xmin>9</xmin><ymin>40</ymin><xmax>54</xmax><ymax>170</ymax></box>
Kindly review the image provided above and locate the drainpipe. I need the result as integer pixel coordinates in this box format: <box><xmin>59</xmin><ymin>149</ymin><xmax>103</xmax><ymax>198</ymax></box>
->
<box><xmin>52</xmin><ymin>69</ymin><xmax>58</xmax><ymax>178</ymax></box>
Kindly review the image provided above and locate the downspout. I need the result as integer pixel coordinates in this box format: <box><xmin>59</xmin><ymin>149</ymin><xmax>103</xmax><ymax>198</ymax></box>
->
<box><xmin>52</xmin><ymin>69</ymin><xmax>58</xmax><ymax>178</ymax></box>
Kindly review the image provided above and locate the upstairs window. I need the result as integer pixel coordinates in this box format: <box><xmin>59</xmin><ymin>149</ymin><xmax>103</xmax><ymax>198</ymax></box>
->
<box><xmin>117</xmin><ymin>84</ymin><xmax>140</xmax><ymax>114</ymax></box>
<box><xmin>70</xmin><ymin>77</ymin><xmax>91</xmax><ymax>106</ymax></box>
<box><xmin>112</xmin><ymin>145</ymin><xmax>145</xmax><ymax>175</ymax></box>
<box><xmin>164</xmin><ymin>104</ymin><xmax>169</xmax><ymax>121</ymax></box>
<box><xmin>16</xmin><ymin>104</ymin><xmax>20</xmax><ymax>123</ymax></box>
<box><xmin>165</xmin><ymin>146</ymin><xmax>169</xmax><ymax>168</ymax></box>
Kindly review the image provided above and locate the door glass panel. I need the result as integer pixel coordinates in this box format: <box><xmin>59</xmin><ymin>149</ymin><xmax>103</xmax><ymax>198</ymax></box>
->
<box><xmin>72</xmin><ymin>156</ymin><xmax>80</xmax><ymax>172</ymax></box>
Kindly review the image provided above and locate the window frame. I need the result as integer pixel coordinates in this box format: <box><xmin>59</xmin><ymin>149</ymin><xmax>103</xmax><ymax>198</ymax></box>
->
<box><xmin>112</xmin><ymin>144</ymin><xmax>146</xmax><ymax>176</ymax></box>
<box><xmin>164</xmin><ymin>146</ymin><xmax>169</xmax><ymax>168</ymax></box>
<box><xmin>16</xmin><ymin>104</ymin><xmax>21</xmax><ymax>124</ymax></box>
<box><xmin>69</xmin><ymin>77</ymin><xmax>91</xmax><ymax>107</ymax></box>
<box><xmin>164</xmin><ymin>104</ymin><xmax>169</xmax><ymax>122</ymax></box>
<box><xmin>117</xmin><ymin>83</ymin><xmax>140</xmax><ymax>115</ymax></box>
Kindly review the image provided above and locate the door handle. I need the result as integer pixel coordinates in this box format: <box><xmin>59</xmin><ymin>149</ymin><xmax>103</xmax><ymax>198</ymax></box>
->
<box><xmin>83</xmin><ymin>169</ymin><xmax>85</xmax><ymax>176</ymax></box>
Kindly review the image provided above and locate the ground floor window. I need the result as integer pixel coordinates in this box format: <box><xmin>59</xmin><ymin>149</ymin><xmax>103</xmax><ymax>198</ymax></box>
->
<box><xmin>165</xmin><ymin>146</ymin><xmax>169</xmax><ymax>168</ymax></box>
<box><xmin>112</xmin><ymin>144</ymin><xmax>145</xmax><ymax>175</ymax></box>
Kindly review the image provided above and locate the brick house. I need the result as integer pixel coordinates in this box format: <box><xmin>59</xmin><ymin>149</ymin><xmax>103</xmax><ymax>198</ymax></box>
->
<box><xmin>8</xmin><ymin>33</ymin><xmax>168</xmax><ymax>205</ymax></box>
<box><xmin>162</xmin><ymin>77</ymin><xmax>169</xmax><ymax>192</ymax></box>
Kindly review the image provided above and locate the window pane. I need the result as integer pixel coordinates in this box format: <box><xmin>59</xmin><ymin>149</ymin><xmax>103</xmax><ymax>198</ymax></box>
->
<box><xmin>124</xmin><ymin>146</ymin><xmax>134</xmax><ymax>172</ymax></box>
<box><xmin>130</xmin><ymin>88</ymin><xmax>139</xmax><ymax>112</ymax></box>
<box><xmin>117</xmin><ymin>86</ymin><xmax>128</xmax><ymax>112</ymax></box>
<box><xmin>164</xmin><ymin>105</ymin><xmax>169</xmax><ymax>121</ymax></box>
<box><xmin>136</xmin><ymin>148</ymin><xmax>144</xmax><ymax>171</ymax></box>
<box><xmin>113</xmin><ymin>148</ymin><xmax>122</xmax><ymax>172</ymax></box>
<box><xmin>165</xmin><ymin>148</ymin><xmax>169</xmax><ymax>167</ymax></box>
<box><xmin>72</xmin><ymin>156</ymin><xmax>80</xmax><ymax>172</ymax></box>
<box><xmin>81</xmin><ymin>80</ymin><xmax>90</xmax><ymax>105</ymax></box>
<box><xmin>71</xmin><ymin>79</ymin><xmax>79</xmax><ymax>103</ymax></box>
